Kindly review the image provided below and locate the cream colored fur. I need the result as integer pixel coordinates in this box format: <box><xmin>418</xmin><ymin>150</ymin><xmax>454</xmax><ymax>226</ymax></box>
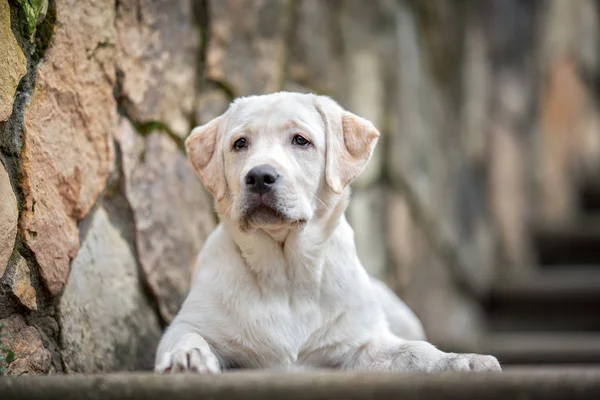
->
<box><xmin>154</xmin><ymin>92</ymin><xmax>501</xmax><ymax>373</ymax></box>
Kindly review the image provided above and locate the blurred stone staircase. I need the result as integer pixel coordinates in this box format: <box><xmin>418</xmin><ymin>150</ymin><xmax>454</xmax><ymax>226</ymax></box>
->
<box><xmin>482</xmin><ymin>181</ymin><xmax>600</xmax><ymax>365</ymax></box>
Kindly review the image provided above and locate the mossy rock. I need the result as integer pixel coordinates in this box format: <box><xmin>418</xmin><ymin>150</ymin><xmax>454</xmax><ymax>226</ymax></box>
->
<box><xmin>13</xmin><ymin>0</ymin><xmax>46</xmax><ymax>37</ymax></box>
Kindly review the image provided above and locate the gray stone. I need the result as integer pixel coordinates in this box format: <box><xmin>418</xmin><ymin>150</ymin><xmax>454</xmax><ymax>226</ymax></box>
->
<box><xmin>345</xmin><ymin>51</ymin><xmax>384</xmax><ymax>188</ymax></box>
<box><xmin>195</xmin><ymin>87</ymin><xmax>231</xmax><ymax>126</ymax></box>
<box><xmin>543</xmin><ymin>0</ymin><xmax>598</xmax><ymax>70</ymax></box>
<box><xmin>536</xmin><ymin>0</ymin><xmax>599</xmax><ymax>224</ymax></box>
<box><xmin>59</xmin><ymin>206</ymin><xmax>161</xmax><ymax>373</ymax></box>
<box><xmin>341</xmin><ymin>1</ymin><xmax>396</xmax><ymax>188</ymax></box>
<box><xmin>347</xmin><ymin>186</ymin><xmax>389</xmax><ymax>280</ymax></box>
<box><xmin>206</xmin><ymin>0</ymin><xmax>291</xmax><ymax>96</ymax></box>
<box><xmin>287</xmin><ymin>0</ymin><xmax>345</xmax><ymax>97</ymax></box>
<box><xmin>281</xmin><ymin>81</ymin><xmax>312</xmax><ymax>94</ymax></box>
<box><xmin>489</xmin><ymin>125</ymin><xmax>530</xmax><ymax>273</ymax></box>
<box><xmin>386</xmin><ymin>193</ymin><xmax>417</xmax><ymax>289</ymax></box>
<box><xmin>116</xmin><ymin>0</ymin><xmax>200</xmax><ymax>137</ymax></box>
<box><xmin>0</xmin><ymin>161</ymin><xmax>17</xmax><ymax>278</ymax></box>
<box><xmin>477</xmin><ymin>0</ymin><xmax>539</xmax><ymax>276</ymax></box>
<box><xmin>389</xmin><ymin>1</ymin><xmax>450</xmax><ymax>219</ymax></box>
<box><xmin>383</xmin><ymin>1</ymin><xmax>498</xmax><ymax>293</ymax></box>
<box><xmin>460</xmin><ymin>24</ymin><xmax>492</xmax><ymax>164</ymax></box>
<box><xmin>116</xmin><ymin>118</ymin><xmax>216</xmax><ymax>322</ymax></box>
<box><xmin>388</xmin><ymin>193</ymin><xmax>483</xmax><ymax>349</ymax></box>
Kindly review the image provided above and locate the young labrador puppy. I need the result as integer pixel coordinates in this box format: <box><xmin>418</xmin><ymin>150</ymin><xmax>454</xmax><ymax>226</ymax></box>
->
<box><xmin>155</xmin><ymin>92</ymin><xmax>501</xmax><ymax>373</ymax></box>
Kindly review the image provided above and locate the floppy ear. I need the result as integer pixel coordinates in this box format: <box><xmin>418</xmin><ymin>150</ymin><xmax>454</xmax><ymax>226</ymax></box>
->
<box><xmin>185</xmin><ymin>116</ymin><xmax>227</xmax><ymax>200</ymax></box>
<box><xmin>314</xmin><ymin>96</ymin><xmax>380</xmax><ymax>193</ymax></box>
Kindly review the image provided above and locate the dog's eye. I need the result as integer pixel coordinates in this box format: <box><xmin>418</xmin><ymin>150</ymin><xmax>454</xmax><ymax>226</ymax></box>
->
<box><xmin>233</xmin><ymin>138</ymin><xmax>248</xmax><ymax>151</ymax></box>
<box><xmin>292</xmin><ymin>135</ymin><xmax>311</xmax><ymax>147</ymax></box>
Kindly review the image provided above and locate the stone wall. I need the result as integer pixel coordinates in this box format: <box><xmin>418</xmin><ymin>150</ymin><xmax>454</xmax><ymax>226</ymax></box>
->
<box><xmin>0</xmin><ymin>0</ymin><xmax>599</xmax><ymax>374</ymax></box>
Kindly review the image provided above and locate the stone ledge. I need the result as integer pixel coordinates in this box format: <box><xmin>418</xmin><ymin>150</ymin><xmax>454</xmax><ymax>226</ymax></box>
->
<box><xmin>1</xmin><ymin>368</ymin><xmax>600</xmax><ymax>400</ymax></box>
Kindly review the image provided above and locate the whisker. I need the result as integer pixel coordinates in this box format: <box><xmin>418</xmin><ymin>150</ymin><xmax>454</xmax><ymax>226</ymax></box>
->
<box><xmin>315</xmin><ymin>195</ymin><xmax>332</xmax><ymax>213</ymax></box>
<box><xmin>285</xmin><ymin>241</ymin><xmax>301</xmax><ymax>262</ymax></box>
<box><xmin>226</xmin><ymin>193</ymin><xmax>240</xmax><ymax>217</ymax></box>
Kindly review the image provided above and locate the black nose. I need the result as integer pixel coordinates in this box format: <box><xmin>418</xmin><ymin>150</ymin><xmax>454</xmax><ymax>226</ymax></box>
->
<box><xmin>245</xmin><ymin>165</ymin><xmax>280</xmax><ymax>194</ymax></box>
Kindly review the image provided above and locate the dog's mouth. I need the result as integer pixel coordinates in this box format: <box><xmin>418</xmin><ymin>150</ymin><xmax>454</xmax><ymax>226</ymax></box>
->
<box><xmin>247</xmin><ymin>204</ymin><xmax>285</xmax><ymax>222</ymax></box>
<box><xmin>239</xmin><ymin>193</ymin><xmax>306</xmax><ymax>232</ymax></box>
<box><xmin>241</xmin><ymin>193</ymin><xmax>286</xmax><ymax>225</ymax></box>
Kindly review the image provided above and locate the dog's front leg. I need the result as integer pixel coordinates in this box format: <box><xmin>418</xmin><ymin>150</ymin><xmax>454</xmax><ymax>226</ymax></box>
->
<box><xmin>340</xmin><ymin>332</ymin><xmax>501</xmax><ymax>373</ymax></box>
<box><xmin>154</xmin><ymin>322</ymin><xmax>221</xmax><ymax>374</ymax></box>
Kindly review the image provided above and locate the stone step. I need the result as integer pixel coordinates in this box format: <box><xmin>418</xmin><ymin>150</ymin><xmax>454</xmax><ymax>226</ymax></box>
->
<box><xmin>488</xmin><ymin>314</ymin><xmax>600</xmax><ymax>332</ymax></box>
<box><xmin>485</xmin><ymin>268</ymin><xmax>600</xmax><ymax>331</ymax></box>
<box><xmin>491</xmin><ymin>267</ymin><xmax>600</xmax><ymax>300</ymax></box>
<box><xmin>2</xmin><ymin>369</ymin><xmax>600</xmax><ymax>400</ymax></box>
<box><xmin>579</xmin><ymin>181</ymin><xmax>600</xmax><ymax>213</ymax></box>
<box><xmin>482</xmin><ymin>332</ymin><xmax>600</xmax><ymax>365</ymax></box>
<box><xmin>533</xmin><ymin>219</ymin><xmax>600</xmax><ymax>265</ymax></box>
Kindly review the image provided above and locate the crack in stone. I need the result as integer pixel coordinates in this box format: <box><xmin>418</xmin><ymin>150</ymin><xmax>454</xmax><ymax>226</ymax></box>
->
<box><xmin>133</xmin><ymin>121</ymin><xmax>186</xmax><ymax>154</ymax></box>
<box><xmin>205</xmin><ymin>78</ymin><xmax>236</xmax><ymax>102</ymax></box>
<box><xmin>104</xmin><ymin>138</ymin><xmax>168</xmax><ymax>330</ymax></box>
<box><xmin>1</xmin><ymin>0</ymin><xmax>63</xmax><ymax>373</ymax></box>
<box><xmin>193</xmin><ymin>1</ymin><xmax>236</xmax><ymax>104</ymax></box>
<box><xmin>113</xmin><ymin>68</ymin><xmax>186</xmax><ymax>156</ymax></box>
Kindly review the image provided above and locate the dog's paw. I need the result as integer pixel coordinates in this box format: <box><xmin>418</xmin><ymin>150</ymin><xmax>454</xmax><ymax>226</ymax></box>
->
<box><xmin>444</xmin><ymin>353</ymin><xmax>502</xmax><ymax>372</ymax></box>
<box><xmin>155</xmin><ymin>334</ymin><xmax>220</xmax><ymax>374</ymax></box>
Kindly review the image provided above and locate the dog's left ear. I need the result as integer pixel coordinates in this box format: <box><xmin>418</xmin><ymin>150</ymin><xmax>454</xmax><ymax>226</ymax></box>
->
<box><xmin>185</xmin><ymin>115</ymin><xmax>227</xmax><ymax>200</ymax></box>
<box><xmin>315</xmin><ymin>96</ymin><xmax>380</xmax><ymax>193</ymax></box>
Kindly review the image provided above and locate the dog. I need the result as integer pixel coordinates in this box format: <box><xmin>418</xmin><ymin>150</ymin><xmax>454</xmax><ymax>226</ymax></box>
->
<box><xmin>154</xmin><ymin>92</ymin><xmax>501</xmax><ymax>373</ymax></box>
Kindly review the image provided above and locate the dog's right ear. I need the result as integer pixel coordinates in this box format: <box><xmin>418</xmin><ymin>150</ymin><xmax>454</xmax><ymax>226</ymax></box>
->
<box><xmin>185</xmin><ymin>116</ymin><xmax>227</xmax><ymax>200</ymax></box>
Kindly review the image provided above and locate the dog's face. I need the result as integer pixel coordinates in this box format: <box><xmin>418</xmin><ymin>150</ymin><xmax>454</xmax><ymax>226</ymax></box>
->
<box><xmin>221</xmin><ymin>95</ymin><xmax>326</xmax><ymax>230</ymax></box>
<box><xmin>186</xmin><ymin>92</ymin><xmax>379</xmax><ymax>231</ymax></box>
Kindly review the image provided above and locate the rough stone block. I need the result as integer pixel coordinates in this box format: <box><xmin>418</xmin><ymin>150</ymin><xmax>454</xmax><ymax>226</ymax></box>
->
<box><xmin>0</xmin><ymin>314</ymin><xmax>51</xmax><ymax>375</ymax></box>
<box><xmin>195</xmin><ymin>87</ymin><xmax>230</xmax><ymax>126</ymax></box>
<box><xmin>116</xmin><ymin>0</ymin><xmax>200</xmax><ymax>138</ymax></box>
<box><xmin>388</xmin><ymin>193</ymin><xmax>483</xmax><ymax>349</ymax></box>
<box><xmin>117</xmin><ymin>119</ymin><xmax>216</xmax><ymax>322</ymax></box>
<box><xmin>0</xmin><ymin>0</ymin><xmax>27</xmax><ymax>122</ymax></box>
<box><xmin>0</xmin><ymin>162</ymin><xmax>17</xmax><ymax>278</ymax></box>
<box><xmin>59</xmin><ymin>206</ymin><xmax>161</xmax><ymax>372</ymax></box>
<box><xmin>347</xmin><ymin>186</ymin><xmax>389</xmax><ymax>280</ymax></box>
<box><xmin>287</xmin><ymin>0</ymin><xmax>345</xmax><ymax>97</ymax></box>
<box><xmin>20</xmin><ymin>0</ymin><xmax>117</xmax><ymax>296</ymax></box>
<box><xmin>206</xmin><ymin>0</ymin><xmax>290</xmax><ymax>96</ymax></box>
<box><xmin>5</xmin><ymin>254</ymin><xmax>37</xmax><ymax>311</ymax></box>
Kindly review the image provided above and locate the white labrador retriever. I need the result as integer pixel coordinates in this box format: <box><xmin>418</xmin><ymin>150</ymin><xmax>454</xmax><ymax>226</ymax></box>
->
<box><xmin>155</xmin><ymin>92</ymin><xmax>501</xmax><ymax>373</ymax></box>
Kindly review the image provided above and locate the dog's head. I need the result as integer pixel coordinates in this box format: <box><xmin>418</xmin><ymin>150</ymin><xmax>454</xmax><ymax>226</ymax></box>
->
<box><xmin>185</xmin><ymin>92</ymin><xmax>379</xmax><ymax>231</ymax></box>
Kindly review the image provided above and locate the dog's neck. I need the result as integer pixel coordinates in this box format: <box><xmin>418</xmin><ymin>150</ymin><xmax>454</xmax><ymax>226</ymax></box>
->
<box><xmin>221</xmin><ymin>189</ymin><xmax>351</xmax><ymax>290</ymax></box>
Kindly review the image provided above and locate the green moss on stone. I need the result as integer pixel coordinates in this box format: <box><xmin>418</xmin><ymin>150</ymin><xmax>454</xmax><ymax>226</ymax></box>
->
<box><xmin>134</xmin><ymin>121</ymin><xmax>186</xmax><ymax>154</ymax></box>
<box><xmin>0</xmin><ymin>323</ymin><xmax>15</xmax><ymax>376</ymax></box>
<box><xmin>13</xmin><ymin>0</ymin><xmax>44</xmax><ymax>37</ymax></box>
<box><xmin>32</xmin><ymin>0</ymin><xmax>54</xmax><ymax>61</ymax></box>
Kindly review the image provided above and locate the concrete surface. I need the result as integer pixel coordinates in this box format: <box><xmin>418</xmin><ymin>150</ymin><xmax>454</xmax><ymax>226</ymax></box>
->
<box><xmin>1</xmin><ymin>368</ymin><xmax>600</xmax><ymax>400</ymax></box>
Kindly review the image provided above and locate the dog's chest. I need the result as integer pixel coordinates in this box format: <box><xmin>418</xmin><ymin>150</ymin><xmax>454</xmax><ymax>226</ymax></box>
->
<box><xmin>223</xmin><ymin>288</ymin><xmax>328</xmax><ymax>368</ymax></box>
<box><xmin>208</xmin><ymin>231</ymin><xmax>354</xmax><ymax>369</ymax></box>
